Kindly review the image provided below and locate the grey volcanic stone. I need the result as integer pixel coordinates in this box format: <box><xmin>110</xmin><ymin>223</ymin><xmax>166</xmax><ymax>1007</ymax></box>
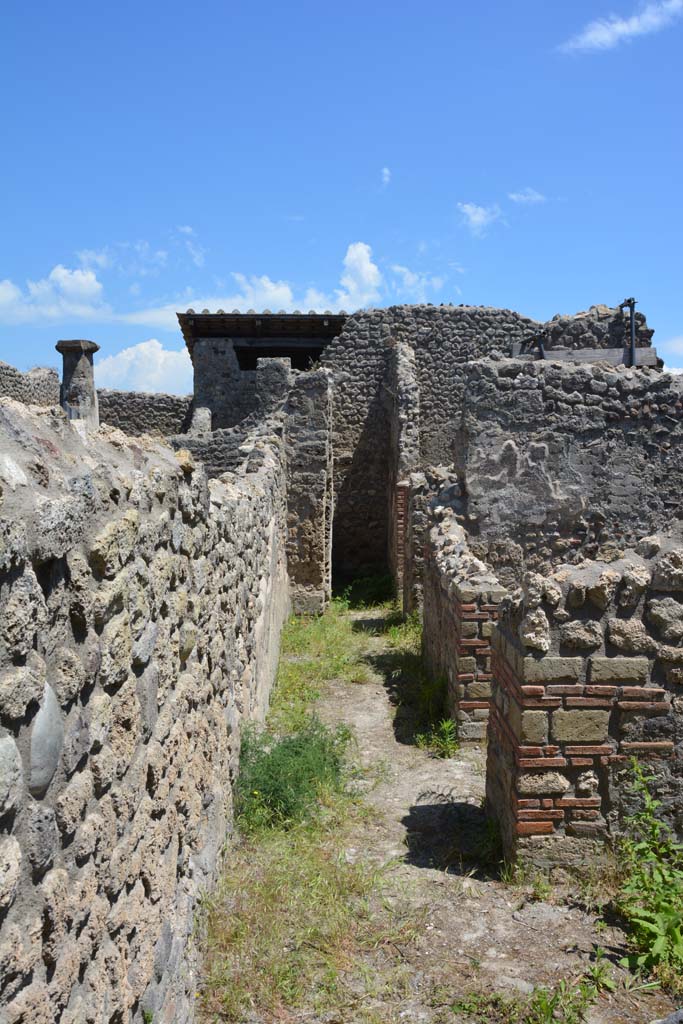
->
<box><xmin>0</xmin><ymin>836</ymin><xmax>21</xmax><ymax>910</ymax></box>
<box><xmin>26</xmin><ymin>804</ymin><xmax>58</xmax><ymax>873</ymax></box>
<box><xmin>0</xmin><ymin>737</ymin><xmax>23</xmax><ymax>816</ymax></box>
<box><xmin>62</xmin><ymin>712</ymin><xmax>90</xmax><ymax>776</ymax></box>
<box><xmin>29</xmin><ymin>683</ymin><xmax>64</xmax><ymax>798</ymax></box>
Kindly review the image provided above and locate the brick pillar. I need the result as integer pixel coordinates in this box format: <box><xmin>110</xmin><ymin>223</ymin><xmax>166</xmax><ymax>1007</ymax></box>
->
<box><xmin>486</xmin><ymin>566</ymin><xmax>674</xmax><ymax>868</ymax></box>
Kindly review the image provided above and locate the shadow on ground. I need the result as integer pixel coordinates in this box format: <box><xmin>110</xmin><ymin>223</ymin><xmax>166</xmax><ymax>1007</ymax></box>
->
<box><xmin>364</xmin><ymin>647</ymin><xmax>447</xmax><ymax>747</ymax></box>
<box><xmin>402</xmin><ymin>791</ymin><xmax>501</xmax><ymax>877</ymax></box>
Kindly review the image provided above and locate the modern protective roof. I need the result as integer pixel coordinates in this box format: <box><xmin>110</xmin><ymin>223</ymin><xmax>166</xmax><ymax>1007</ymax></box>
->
<box><xmin>177</xmin><ymin>310</ymin><xmax>348</xmax><ymax>354</ymax></box>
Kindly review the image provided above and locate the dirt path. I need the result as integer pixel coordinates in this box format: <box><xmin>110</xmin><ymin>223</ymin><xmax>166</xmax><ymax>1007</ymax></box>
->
<box><xmin>314</xmin><ymin>609</ymin><xmax>675</xmax><ymax>1024</ymax></box>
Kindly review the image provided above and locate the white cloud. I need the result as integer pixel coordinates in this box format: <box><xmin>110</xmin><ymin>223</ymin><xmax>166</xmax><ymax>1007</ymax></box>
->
<box><xmin>96</xmin><ymin>338</ymin><xmax>193</xmax><ymax>394</ymax></box>
<box><xmin>334</xmin><ymin>242</ymin><xmax>383</xmax><ymax>310</ymax></box>
<box><xmin>381</xmin><ymin>167</ymin><xmax>392</xmax><ymax>187</ymax></box>
<box><xmin>457</xmin><ymin>202</ymin><xmax>502</xmax><ymax>237</ymax></box>
<box><xmin>561</xmin><ymin>0</ymin><xmax>683</xmax><ymax>52</ymax></box>
<box><xmin>77</xmin><ymin>248</ymin><xmax>113</xmax><ymax>270</ymax></box>
<box><xmin>391</xmin><ymin>265</ymin><xmax>445</xmax><ymax>302</ymax></box>
<box><xmin>0</xmin><ymin>240</ymin><xmax>384</xmax><ymax>334</ymax></box>
<box><xmin>0</xmin><ymin>265</ymin><xmax>109</xmax><ymax>324</ymax></box>
<box><xmin>175</xmin><ymin>225</ymin><xmax>206</xmax><ymax>268</ymax></box>
<box><xmin>77</xmin><ymin>240</ymin><xmax>167</xmax><ymax>278</ymax></box>
<box><xmin>660</xmin><ymin>335</ymin><xmax>683</xmax><ymax>371</ymax></box>
<box><xmin>508</xmin><ymin>187</ymin><xmax>546</xmax><ymax>204</ymax></box>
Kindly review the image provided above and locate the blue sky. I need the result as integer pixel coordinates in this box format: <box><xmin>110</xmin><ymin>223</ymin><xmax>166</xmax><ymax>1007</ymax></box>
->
<box><xmin>1</xmin><ymin>0</ymin><xmax>682</xmax><ymax>392</ymax></box>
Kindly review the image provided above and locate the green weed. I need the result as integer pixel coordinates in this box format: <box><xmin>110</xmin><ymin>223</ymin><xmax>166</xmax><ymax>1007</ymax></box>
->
<box><xmin>335</xmin><ymin>573</ymin><xmax>395</xmax><ymax>609</ymax></box>
<box><xmin>452</xmin><ymin>973</ymin><xmax>600</xmax><ymax>1023</ymax></box>
<box><xmin>615</xmin><ymin>758</ymin><xmax>683</xmax><ymax>996</ymax></box>
<box><xmin>415</xmin><ymin>717</ymin><xmax>460</xmax><ymax>758</ymax></box>
<box><xmin>235</xmin><ymin>717</ymin><xmax>351</xmax><ymax>832</ymax></box>
<box><xmin>269</xmin><ymin>600</ymin><xmax>371</xmax><ymax>732</ymax></box>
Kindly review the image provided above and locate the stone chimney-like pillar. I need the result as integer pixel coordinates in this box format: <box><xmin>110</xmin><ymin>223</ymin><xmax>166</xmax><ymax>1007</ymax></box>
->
<box><xmin>55</xmin><ymin>339</ymin><xmax>100</xmax><ymax>431</ymax></box>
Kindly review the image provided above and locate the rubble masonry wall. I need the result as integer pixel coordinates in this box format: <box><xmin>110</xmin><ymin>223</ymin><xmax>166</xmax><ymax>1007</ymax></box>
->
<box><xmin>0</xmin><ymin>399</ymin><xmax>290</xmax><ymax>1024</ymax></box>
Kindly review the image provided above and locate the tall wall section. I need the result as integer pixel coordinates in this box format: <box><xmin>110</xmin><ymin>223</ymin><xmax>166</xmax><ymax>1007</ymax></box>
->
<box><xmin>457</xmin><ymin>359</ymin><xmax>683</xmax><ymax>587</ymax></box>
<box><xmin>0</xmin><ymin>398</ymin><xmax>290</xmax><ymax>1024</ymax></box>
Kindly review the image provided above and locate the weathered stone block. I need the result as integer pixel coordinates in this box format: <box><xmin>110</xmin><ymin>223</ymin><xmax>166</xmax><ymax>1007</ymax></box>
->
<box><xmin>589</xmin><ymin>656</ymin><xmax>649</xmax><ymax>683</ymax></box>
<box><xmin>518</xmin><ymin>772</ymin><xmax>571</xmax><ymax>795</ymax></box>
<box><xmin>468</xmin><ymin>680</ymin><xmax>492</xmax><ymax>700</ymax></box>
<box><xmin>551</xmin><ymin>709</ymin><xmax>610</xmax><ymax>743</ymax></box>
<box><xmin>26</xmin><ymin>804</ymin><xmax>59</xmax><ymax>873</ymax></box>
<box><xmin>523</xmin><ymin>657</ymin><xmax>584</xmax><ymax>684</ymax></box>
<box><xmin>0</xmin><ymin>836</ymin><xmax>22</xmax><ymax>911</ymax></box>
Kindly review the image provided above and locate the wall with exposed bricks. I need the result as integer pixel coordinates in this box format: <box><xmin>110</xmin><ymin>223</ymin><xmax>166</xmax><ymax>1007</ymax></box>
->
<box><xmin>486</xmin><ymin>542</ymin><xmax>683</xmax><ymax>866</ymax></box>
<box><xmin>422</xmin><ymin>512</ymin><xmax>506</xmax><ymax>741</ymax></box>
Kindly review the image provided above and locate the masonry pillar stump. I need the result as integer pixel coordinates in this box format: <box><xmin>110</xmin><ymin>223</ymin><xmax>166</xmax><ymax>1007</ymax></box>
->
<box><xmin>56</xmin><ymin>339</ymin><xmax>100</xmax><ymax>431</ymax></box>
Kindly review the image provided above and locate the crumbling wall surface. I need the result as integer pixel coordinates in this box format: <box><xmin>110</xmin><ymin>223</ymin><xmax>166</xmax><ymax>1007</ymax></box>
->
<box><xmin>422</xmin><ymin>508</ymin><xmax>507</xmax><ymax>740</ymax></box>
<box><xmin>536</xmin><ymin>304</ymin><xmax>653</xmax><ymax>353</ymax></box>
<box><xmin>321</xmin><ymin>310</ymin><xmax>393</xmax><ymax>578</ymax></box>
<box><xmin>398</xmin><ymin>305</ymin><xmax>541</xmax><ymax>466</ymax></box>
<box><xmin>171</xmin><ymin>417</ymin><xmax>263</xmax><ymax>479</ymax></box>
<box><xmin>0</xmin><ymin>398</ymin><xmax>290</xmax><ymax>1024</ymax></box>
<box><xmin>0</xmin><ymin>362</ymin><xmax>59</xmax><ymax>407</ymax></box>
<box><xmin>284</xmin><ymin>370</ymin><xmax>333</xmax><ymax>613</ymax></box>
<box><xmin>486</xmin><ymin>538</ymin><xmax>683</xmax><ymax>868</ymax></box>
<box><xmin>458</xmin><ymin>359</ymin><xmax>683</xmax><ymax>587</ymax></box>
<box><xmin>97</xmin><ymin>389</ymin><xmax>193</xmax><ymax>437</ymax></box>
<box><xmin>190</xmin><ymin>338</ymin><xmax>258</xmax><ymax>431</ymax></box>
<box><xmin>386</xmin><ymin>341</ymin><xmax>421</xmax><ymax>591</ymax></box>
<box><xmin>321</xmin><ymin>305</ymin><xmax>541</xmax><ymax>577</ymax></box>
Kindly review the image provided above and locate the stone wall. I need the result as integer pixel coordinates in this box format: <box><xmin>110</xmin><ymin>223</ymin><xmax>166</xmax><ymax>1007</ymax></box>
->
<box><xmin>422</xmin><ymin>512</ymin><xmax>506</xmax><ymax>741</ymax></box>
<box><xmin>537</xmin><ymin>304</ymin><xmax>653</xmax><ymax>353</ymax></box>
<box><xmin>182</xmin><ymin>304</ymin><xmax>653</xmax><ymax>580</ymax></box>
<box><xmin>98</xmin><ymin>390</ymin><xmax>193</xmax><ymax>437</ymax></box>
<box><xmin>0</xmin><ymin>398</ymin><xmax>290</xmax><ymax>1023</ymax></box>
<box><xmin>190</xmin><ymin>338</ymin><xmax>259</xmax><ymax>431</ymax></box>
<box><xmin>457</xmin><ymin>359</ymin><xmax>683</xmax><ymax>587</ymax></box>
<box><xmin>0</xmin><ymin>363</ymin><xmax>59</xmax><ymax>407</ymax></box>
<box><xmin>386</xmin><ymin>341</ymin><xmax>421</xmax><ymax>592</ymax></box>
<box><xmin>284</xmin><ymin>370</ymin><xmax>334</xmax><ymax>613</ymax></box>
<box><xmin>486</xmin><ymin>539</ymin><xmax>683</xmax><ymax>867</ymax></box>
<box><xmin>320</xmin><ymin>311</ymin><xmax>393</xmax><ymax>578</ymax></box>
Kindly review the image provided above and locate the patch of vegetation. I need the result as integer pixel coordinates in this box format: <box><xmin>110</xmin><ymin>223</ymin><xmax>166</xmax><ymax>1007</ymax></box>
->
<box><xmin>235</xmin><ymin>717</ymin><xmax>351</xmax><ymax>832</ymax></box>
<box><xmin>416</xmin><ymin>717</ymin><xmax>459</xmax><ymax>758</ymax></box>
<box><xmin>370</xmin><ymin>610</ymin><xmax>454</xmax><ymax>751</ymax></box>
<box><xmin>451</xmin><ymin>972</ymin><xmax>603</xmax><ymax>1024</ymax></box>
<box><xmin>269</xmin><ymin>598</ymin><xmax>371</xmax><ymax>732</ymax></box>
<box><xmin>200</xmin><ymin>799</ymin><xmax>419</xmax><ymax>1022</ymax></box>
<box><xmin>335</xmin><ymin>572</ymin><xmax>396</xmax><ymax>609</ymax></box>
<box><xmin>199</xmin><ymin>582</ymin><xmax>421</xmax><ymax>1022</ymax></box>
<box><xmin>615</xmin><ymin>758</ymin><xmax>683</xmax><ymax>997</ymax></box>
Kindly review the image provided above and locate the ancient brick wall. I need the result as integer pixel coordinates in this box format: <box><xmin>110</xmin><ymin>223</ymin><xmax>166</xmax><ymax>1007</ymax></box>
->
<box><xmin>537</xmin><ymin>304</ymin><xmax>653</xmax><ymax>353</ymax></box>
<box><xmin>97</xmin><ymin>389</ymin><xmax>193</xmax><ymax>436</ymax></box>
<box><xmin>486</xmin><ymin>542</ymin><xmax>683</xmax><ymax>867</ymax></box>
<box><xmin>0</xmin><ymin>398</ymin><xmax>290</xmax><ymax>1023</ymax></box>
<box><xmin>0</xmin><ymin>362</ymin><xmax>60</xmax><ymax>406</ymax></box>
<box><xmin>422</xmin><ymin>514</ymin><xmax>506</xmax><ymax>741</ymax></box>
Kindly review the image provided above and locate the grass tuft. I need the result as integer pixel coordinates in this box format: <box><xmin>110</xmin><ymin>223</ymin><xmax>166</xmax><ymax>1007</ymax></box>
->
<box><xmin>235</xmin><ymin>717</ymin><xmax>351</xmax><ymax>832</ymax></box>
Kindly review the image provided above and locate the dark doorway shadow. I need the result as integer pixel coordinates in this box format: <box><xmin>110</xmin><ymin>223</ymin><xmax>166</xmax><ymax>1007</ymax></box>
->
<box><xmin>402</xmin><ymin>791</ymin><xmax>500</xmax><ymax>877</ymax></box>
